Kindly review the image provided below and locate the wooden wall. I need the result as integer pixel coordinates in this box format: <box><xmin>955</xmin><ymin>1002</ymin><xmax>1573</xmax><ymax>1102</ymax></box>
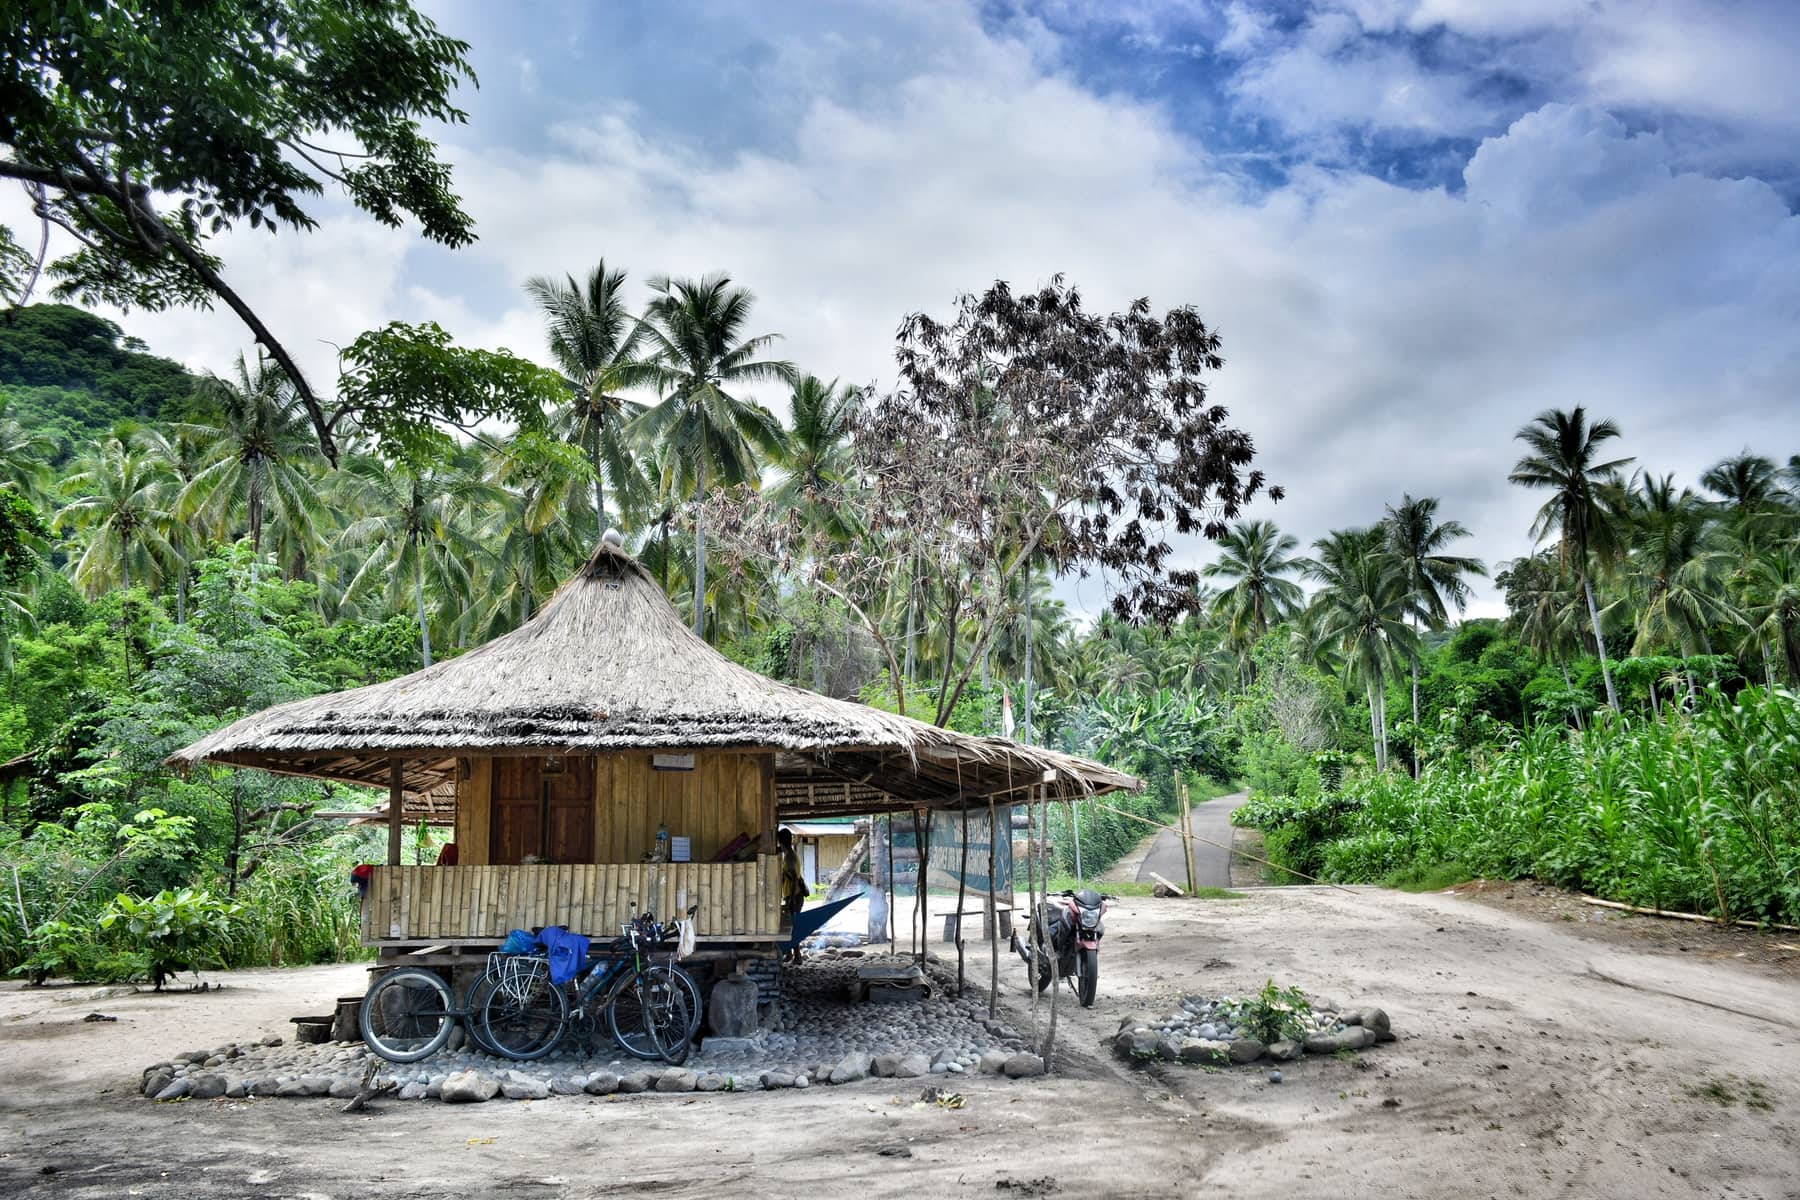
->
<box><xmin>453</xmin><ymin>750</ymin><xmax>772</xmax><ymax>867</ymax></box>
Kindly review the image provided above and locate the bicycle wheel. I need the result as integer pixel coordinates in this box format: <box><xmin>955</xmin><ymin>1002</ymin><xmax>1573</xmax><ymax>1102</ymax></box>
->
<box><xmin>608</xmin><ymin>965</ymin><xmax>698</xmax><ymax>1063</ymax></box>
<box><xmin>480</xmin><ymin>958</ymin><xmax>568</xmax><ymax>1061</ymax></box>
<box><xmin>460</xmin><ymin>967</ymin><xmax>511</xmax><ymax>1058</ymax></box>
<box><xmin>360</xmin><ymin>967</ymin><xmax>456</xmax><ymax>1063</ymax></box>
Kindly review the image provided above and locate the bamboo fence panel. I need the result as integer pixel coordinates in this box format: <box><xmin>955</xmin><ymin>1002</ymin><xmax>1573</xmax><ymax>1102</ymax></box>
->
<box><xmin>360</xmin><ymin>860</ymin><xmax>783</xmax><ymax>942</ymax></box>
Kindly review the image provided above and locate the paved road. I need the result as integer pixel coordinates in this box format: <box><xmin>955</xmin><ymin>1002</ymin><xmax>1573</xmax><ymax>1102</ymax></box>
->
<box><xmin>1137</xmin><ymin>789</ymin><xmax>1250</xmax><ymax>889</ymax></box>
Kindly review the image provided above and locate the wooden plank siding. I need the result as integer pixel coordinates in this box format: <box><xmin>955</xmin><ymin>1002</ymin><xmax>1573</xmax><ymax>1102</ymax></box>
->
<box><xmin>452</xmin><ymin>750</ymin><xmax>770</xmax><ymax>867</ymax></box>
<box><xmin>362</xmin><ymin>858</ymin><xmax>783</xmax><ymax>942</ymax></box>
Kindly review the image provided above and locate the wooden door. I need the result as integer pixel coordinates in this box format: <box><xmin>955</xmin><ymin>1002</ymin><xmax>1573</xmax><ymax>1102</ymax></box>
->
<box><xmin>490</xmin><ymin>757</ymin><xmax>541</xmax><ymax>866</ymax></box>
<box><xmin>542</xmin><ymin>757</ymin><xmax>594</xmax><ymax>864</ymax></box>
<box><xmin>490</xmin><ymin>756</ymin><xmax>593</xmax><ymax>865</ymax></box>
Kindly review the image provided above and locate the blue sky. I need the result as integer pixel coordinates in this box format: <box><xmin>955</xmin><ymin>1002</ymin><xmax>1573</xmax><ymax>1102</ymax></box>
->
<box><xmin>17</xmin><ymin>0</ymin><xmax>1800</xmax><ymax>618</ymax></box>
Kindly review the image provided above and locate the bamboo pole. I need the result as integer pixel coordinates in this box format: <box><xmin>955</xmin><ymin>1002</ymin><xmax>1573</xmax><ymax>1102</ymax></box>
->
<box><xmin>1178</xmin><ymin>777</ymin><xmax>1197</xmax><ymax>897</ymax></box>
<box><xmin>955</xmin><ymin>806</ymin><xmax>970</xmax><ymax>994</ymax></box>
<box><xmin>1578</xmin><ymin>894</ymin><xmax>1800</xmax><ymax>932</ymax></box>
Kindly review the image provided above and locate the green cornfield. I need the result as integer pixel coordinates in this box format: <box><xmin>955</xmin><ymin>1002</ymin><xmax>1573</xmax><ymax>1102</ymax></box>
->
<box><xmin>1237</xmin><ymin>688</ymin><xmax>1800</xmax><ymax>925</ymax></box>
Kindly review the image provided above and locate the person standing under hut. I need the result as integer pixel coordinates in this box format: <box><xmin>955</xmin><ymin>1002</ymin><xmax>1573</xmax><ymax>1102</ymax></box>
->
<box><xmin>778</xmin><ymin>827</ymin><xmax>808</xmax><ymax>965</ymax></box>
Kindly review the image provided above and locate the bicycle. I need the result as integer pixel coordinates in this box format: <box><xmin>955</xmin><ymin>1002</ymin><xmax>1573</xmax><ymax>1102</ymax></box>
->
<box><xmin>359</xmin><ymin>956</ymin><xmax>516</xmax><ymax>1064</ymax></box>
<box><xmin>478</xmin><ymin>907</ymin><xmax>702</xmax><ymax>1065</ymax></box>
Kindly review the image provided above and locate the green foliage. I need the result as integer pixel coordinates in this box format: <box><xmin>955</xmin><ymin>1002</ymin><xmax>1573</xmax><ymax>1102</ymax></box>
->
<box><xmin>335</xmin><ymin>322</ymin><xmax>565</xmax><ymax>465</ymax></box>
<box><xmin>1380</xmin><ymin>862</ymin><xmax>1474</xmax><ymax>892</ymax></box>
<box><xmin>1222</xmin><ymin>980</ymin><xmax>1312</xmax><ymax>1044</ymax></box>
<box><xmin>100</xmin><ymin>887</ymin><xmax>241</xmax><ymax>989</ymax></box>
<box><xmin>1244</xmin><ymin>688</ymin><xmax>1800</xmax><ymax>923</ymax></box>
<box><xmin>0</xmin><ymin>305</ymin><xmax>201</xmax><ymax>443</ymax></box>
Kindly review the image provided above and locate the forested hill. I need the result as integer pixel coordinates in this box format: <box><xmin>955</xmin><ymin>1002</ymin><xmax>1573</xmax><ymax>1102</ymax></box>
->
<box><xmin>0</xmin><ymin>304</ymin><xmax>201</xmax><ymax>449</ymax></box>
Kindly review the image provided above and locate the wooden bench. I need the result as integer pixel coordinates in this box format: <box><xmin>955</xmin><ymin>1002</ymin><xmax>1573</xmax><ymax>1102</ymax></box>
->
<box><xmin>941</xmin><ymin>906</ymin><xmax>1014</xmax><ymax>942</ymax></box>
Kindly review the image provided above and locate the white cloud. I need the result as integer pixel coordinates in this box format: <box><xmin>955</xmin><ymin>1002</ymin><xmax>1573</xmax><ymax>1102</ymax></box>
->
<box><xmin>6</xmin><ymin>4</ymin><xmax>1797</xmax><ymax>624</ymax></box>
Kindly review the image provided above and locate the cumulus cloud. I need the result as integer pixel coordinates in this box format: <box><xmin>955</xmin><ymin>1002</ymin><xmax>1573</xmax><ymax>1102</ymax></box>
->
<box><xmin>6</xmin><ymin>1</ymin><xmax>1797</xmax><ymax>623</ymax></box>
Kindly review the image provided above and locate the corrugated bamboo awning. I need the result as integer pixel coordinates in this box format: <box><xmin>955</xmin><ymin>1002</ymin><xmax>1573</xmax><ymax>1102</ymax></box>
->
<box><xmin>169</xmin><ymin>542</ymin><xmax>1137</xmax><ymax>814</ymax></box>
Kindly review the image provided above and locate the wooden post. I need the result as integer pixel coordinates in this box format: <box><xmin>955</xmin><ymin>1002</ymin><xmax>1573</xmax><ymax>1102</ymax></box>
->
<box><xmin>1178</xmin><ymin>776</ymin><xmax>1197</xmax><ymax>897</ymax></box>
<box><xmin>884</xmin><ymin>813</ymin><xmax>897</xmax><ymax>956</ymax></box>
<box><xmin>1043</xmin><ymin>784</ymin><xmax>1064</xmax><ymax>1072</ymax></box>
<box><xmin>1027</xmin><ymin>783</ymin><xmax>1040</xmax><ymax>1042</ymax></box>
<box><xmin>986</xmin><ymin>793</ymin><xmax>999</xmax><ymax>1019</ymax></box>
<box><xmin>910</xmin><ymin>809</ymin><xmax>923</xmax><ymax>961</ymax></box>
<box><xmin>955</xmin><ymin>805</ymin><xmax>970</xmax><ymax>995</ymax></box>
<box><xmin>914</xmin><ymin>808</ymin><xmax>930</xmax><ymax>966</ymax></box>
<box><xmin>867</xmin><ymin>819</ymin><xmax>888</xmax><ymax>944</ymax></box>
<box><xmin>387</xmin><ymin>758</ymin><xmax>403</xmax><ymax>867</ymax></box>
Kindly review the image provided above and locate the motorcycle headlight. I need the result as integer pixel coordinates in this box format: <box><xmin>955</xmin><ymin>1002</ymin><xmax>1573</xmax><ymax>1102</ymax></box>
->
<box><xmin>1079</xmin><ymin>907</ymin><xmax>1101</xmax><ymax>930</ymax></box>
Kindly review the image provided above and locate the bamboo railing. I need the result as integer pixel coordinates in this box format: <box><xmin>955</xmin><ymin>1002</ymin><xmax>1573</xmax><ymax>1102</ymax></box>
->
<box><xmin>360</xmin><ymin>858</ymin><xmax>782</xmax><ymax>944</ymax></box>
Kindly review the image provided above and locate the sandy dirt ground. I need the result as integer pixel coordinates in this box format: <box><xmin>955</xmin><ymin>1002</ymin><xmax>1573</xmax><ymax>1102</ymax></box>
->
<box><xmin>1</xmin><ymin>886</ymin><xmax>1796</xmax><ymax>1200</ymax></box>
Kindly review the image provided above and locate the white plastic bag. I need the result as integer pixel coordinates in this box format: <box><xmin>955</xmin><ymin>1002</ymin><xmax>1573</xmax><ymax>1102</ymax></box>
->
<box><xmin>676</xmin><ymin>918</ymin><xmax>696</xmax><ymax>961</ymax></box>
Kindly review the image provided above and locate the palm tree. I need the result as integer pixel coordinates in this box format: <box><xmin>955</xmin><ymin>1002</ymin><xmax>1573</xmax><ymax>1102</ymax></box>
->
<box><xmin>336</xmin><ymin>447</ymin><xmax>500</xmax><ymax>667</ymax></box>
<box><xmin>635</xmin><ymin>273</ymin><xmax>795</xmax><ymax>640</ymax></box>
<box><xmin>1622</xmin><ymin>473</ymin><xmax>1740</xmax><ymax>684</ymax></box>
<box><xmin>175</xmin><ymin>353</ymin><xmax>327</xmax><ymax>568</ymax></box>
<box><xmin>1738</xmin><ymin>546</ymin><xmax>1800</xmax><ymax>687</ymax></box>
<box><xmin>1509</xmin><ymin>406</ymin><xmax>1633</xmax><ymax>709</ymax></box>
<box><xmin>1499</xmin><ymin>551</ymin><xmax>1589</xmax><ymax>723</ymax></box>
<box><xmin>1201</xmin><ymin>520</ymin><xmax>1305</xmax><ymax>666</ymax></box>
<box><xmin>525</xmin><ymin>261</ymin><xmax>652</xmax><ymax>546</ymax></box>
<box><xmin>1305</xmin><ymin>527</ymin><xmax>1416</xmax><ymax>771</ymax></box>
<box><xmin>55</xmin><ymin>434</ymin><xmax>177</xmax><ymax>595</ymax></box>
<box><xmin>1383</xmin><ymin>494</ymin><xmax>1486</xmax><ymax>760</ymax></box>
<box><xmin>770</xmin><ymin>375</ymin><xmax>860</xmax><ymax>543</ymax></box>
<box><xmin>0</xmin><ymin>396</ymin><xmax>56</xmax><ymax>497</ymax></box>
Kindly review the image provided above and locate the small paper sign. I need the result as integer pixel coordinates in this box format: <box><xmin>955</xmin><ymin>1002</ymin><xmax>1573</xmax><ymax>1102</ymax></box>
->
<box><xmin>652</xmin><ymin>753</ymin><xmax>696</xmax><ymax>771</ymax></box>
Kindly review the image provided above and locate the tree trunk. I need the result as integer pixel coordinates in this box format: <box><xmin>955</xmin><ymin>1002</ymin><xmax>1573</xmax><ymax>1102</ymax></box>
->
<box><xmin>1367</xmin><ymin>679</ymin><xmax>1384</xmax><ymax>772</ymax></box>
<box><xmin>1023</xmin><ymin>564</ymin><xmax>1035</xmax><ymax>743</ymax></box>
<box><xmin>591</xmin><ymin>436</ymin><xmax>606</xmax><ymax>551</ymax></box>
<box><xmin>902</xmin><ymin>573</ymin><xmax>917</xmax><ymax>685</ymax></box>
<box><xmin>1410</xmin><ymin>653</ymin><xmax>1420</xmax><ymax>778</ymax></box>
<box><xmin>1560</xmin><ymin>660</ymin><xmax>1584</xmax><ymax>730</ymax></box>
<box><xmin>1583</xmin><ymin>573</ymin><xmax>1619</xmax><ymax>709</ymax></box>
<box><xmin>691</xmin><ymin>471</ymin><xmax>706</xmax><ymax>640</ymax></box>
<box><xmin>1378</xmin><ymin>678</ymin><xmax>1390</xmax><ymax>771</ymax></box>
<box><xmin>413</xmin><ymin>534</ymin><xmax>433</xmax><ymax>668</ymax></box>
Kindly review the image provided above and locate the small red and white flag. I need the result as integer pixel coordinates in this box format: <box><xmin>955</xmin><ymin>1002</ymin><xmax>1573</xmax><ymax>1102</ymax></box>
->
<box><xmin>1001</xmin><ymin>685</ymin><xmax>1016</xmax><ymax>739</ymax></box>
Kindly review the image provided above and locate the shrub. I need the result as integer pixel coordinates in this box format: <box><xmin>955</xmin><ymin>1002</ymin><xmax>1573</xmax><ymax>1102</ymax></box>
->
<box><xmin>100</xmin><ymin>887</ymin><xmax>241</xmax><ymax>989</ymax></box>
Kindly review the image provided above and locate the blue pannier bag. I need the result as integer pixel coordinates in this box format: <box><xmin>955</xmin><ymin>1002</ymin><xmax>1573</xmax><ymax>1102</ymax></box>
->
<box><xmin>538</xmin><ymin>926</ymin><xmax>590</xmax><ymax>985</ymax></box>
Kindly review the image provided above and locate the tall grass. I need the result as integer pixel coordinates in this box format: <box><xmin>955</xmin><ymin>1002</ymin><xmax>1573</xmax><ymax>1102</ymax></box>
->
<box><xmin>1237</xmin><ymin>688</ymin><xmax>1800</xmax><ymax>924</ymax></box>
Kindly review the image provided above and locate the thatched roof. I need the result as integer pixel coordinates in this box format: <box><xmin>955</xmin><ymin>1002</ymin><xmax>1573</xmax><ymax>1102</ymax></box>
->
<box><xmin>168</xmin><ymin>543</ymin><xmax>1135</xmax><ymax>814</ymax></box>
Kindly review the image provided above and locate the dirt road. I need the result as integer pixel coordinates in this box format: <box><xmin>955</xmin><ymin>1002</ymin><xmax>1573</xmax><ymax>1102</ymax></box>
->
<box><xmin>2</xmin><ymin>887</ymin><xmax>1795</xmax><ymax>1199</ymax></box>
<box><xmin>1136</xmin><ymin>790</ymin><xmax>1250</xmax><ymax>890</ymax></box>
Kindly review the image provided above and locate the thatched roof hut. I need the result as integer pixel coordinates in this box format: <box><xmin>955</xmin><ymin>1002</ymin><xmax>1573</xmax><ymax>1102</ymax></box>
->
<box><xmin>170</xmin><ymin>542</ymin><xmax>1133</xmax><ymax>812</ymax></box>
<box><xmin>170</xmin><ymin>543</ymin><xmax>1133</xmax><ymax>949</ymax></box>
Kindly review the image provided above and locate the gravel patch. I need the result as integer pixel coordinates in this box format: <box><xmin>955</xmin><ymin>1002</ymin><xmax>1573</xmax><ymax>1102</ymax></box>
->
<box><xmin>136</xmin><ymin>951</ymin><xmax>1037</xmax><ymax>1104</ymax></box>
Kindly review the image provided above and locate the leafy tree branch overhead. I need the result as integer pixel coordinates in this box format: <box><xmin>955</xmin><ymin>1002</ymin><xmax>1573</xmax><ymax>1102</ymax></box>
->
<box><xmin>0</xmin><ymin>0</ymin><xmax>482</xmax><ymax>463</ymax></box>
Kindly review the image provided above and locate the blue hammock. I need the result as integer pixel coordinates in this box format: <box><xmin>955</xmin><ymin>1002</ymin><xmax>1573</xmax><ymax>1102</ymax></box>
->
<box><xmin>787</xmin><ymin>894</ymin><xmax>860</xmax><ymax>948</ymax></box>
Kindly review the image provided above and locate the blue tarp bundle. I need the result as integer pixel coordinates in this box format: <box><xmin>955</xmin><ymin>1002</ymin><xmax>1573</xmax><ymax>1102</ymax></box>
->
<box><xmin>787</xmin><ymin>894</ymin><xmax>859</xmax><ymax>948</ymax></box>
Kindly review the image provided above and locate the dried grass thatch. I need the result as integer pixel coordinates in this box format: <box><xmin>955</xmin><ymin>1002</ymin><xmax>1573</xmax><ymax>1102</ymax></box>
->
<box><xmin>169</xmin><ymin>543</ymin><xmax>1135</xmax><ymax>813</ymax></box>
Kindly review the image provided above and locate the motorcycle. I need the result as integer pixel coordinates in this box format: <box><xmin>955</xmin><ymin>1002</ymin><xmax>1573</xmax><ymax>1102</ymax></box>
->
<box><xmin>1012</xmin><ymin>888</ymin><xmax>1112</xmax><ymax>1008</ymax></box>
